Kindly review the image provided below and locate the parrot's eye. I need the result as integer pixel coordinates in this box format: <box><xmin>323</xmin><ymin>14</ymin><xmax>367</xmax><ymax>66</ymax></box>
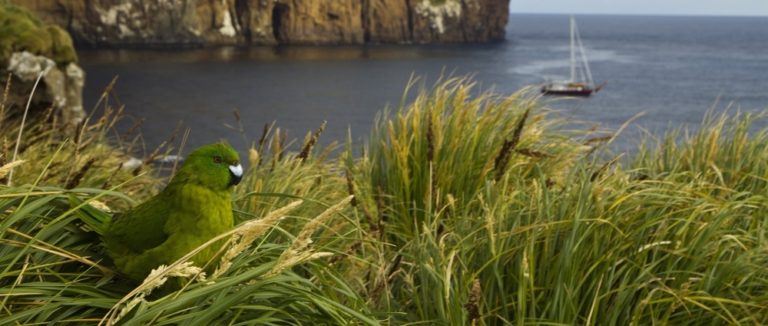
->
<box><xmin>213</xmin><ymin>156</ymin><xmax>223</xmax><ymax>164</ymax></box>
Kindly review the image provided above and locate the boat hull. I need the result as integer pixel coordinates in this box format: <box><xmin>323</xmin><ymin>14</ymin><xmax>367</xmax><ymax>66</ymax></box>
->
<box><xmin>541</xmin><ymin>84</ymin><xmax>595</xmax><ymax>97</ymax></box>
<box><xmin>541</xmin><ymin>88</ymin><xmax>594</xmax><ymax>97</ymax></box>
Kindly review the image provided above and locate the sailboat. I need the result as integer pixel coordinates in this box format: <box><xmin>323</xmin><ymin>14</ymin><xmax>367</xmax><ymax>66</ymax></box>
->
<box><xmin>541</xmin><ymin>16</ymin><xmax>604</xmax><ymax>97</ymax></box>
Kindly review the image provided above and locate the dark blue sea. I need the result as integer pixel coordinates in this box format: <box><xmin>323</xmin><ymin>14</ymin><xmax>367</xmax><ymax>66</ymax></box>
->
<box><xmin>80</xmin><ymin>14</ymin><xmax>768</xmax><ymax>152</ymax></box>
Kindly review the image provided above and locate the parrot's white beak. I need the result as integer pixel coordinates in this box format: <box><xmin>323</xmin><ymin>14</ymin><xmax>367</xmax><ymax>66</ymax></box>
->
<box><xmin>228</xmin><ymin>164</ymin><xmax>243</xmax><ymax>186</ymax></box>
<box><xmin>229</xmin><ymin>164</ymin><xmax>243</xmax><ymax>178</ymax></box>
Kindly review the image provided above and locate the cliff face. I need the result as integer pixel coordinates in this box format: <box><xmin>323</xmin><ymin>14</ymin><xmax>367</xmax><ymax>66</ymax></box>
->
<box><xmin>11</xmin><ymin>0</ymin><xmax>509</xmax><ymax>46</ymax></box>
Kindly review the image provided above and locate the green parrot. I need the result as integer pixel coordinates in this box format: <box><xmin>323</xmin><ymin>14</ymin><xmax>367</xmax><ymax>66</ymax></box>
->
<box><xmin>103</xmin><ymin>143</ymin><xmax>243</xmax><ymax>280</ymax></box>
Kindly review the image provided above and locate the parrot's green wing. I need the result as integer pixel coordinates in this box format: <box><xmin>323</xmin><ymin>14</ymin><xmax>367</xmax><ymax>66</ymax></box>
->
<box><xmin>104</xmin><ymin>194</ymin><xmax>171</xmax><ymax>254</ymax></box>
<box><xmin>104</xmin><ymin>185</ymin><xmax>234</xmax><ymax>280</ymax></box>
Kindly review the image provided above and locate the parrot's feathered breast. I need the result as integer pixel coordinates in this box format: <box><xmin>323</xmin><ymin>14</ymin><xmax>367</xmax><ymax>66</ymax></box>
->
<box><xmin>104</xmin><ymin>143</ymin><xmax>242</xmax><ymax>280</ymax></box>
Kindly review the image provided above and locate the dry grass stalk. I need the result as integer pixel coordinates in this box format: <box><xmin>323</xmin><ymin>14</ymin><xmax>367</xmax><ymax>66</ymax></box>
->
<box><xmin>212</xmin><ymin>200</ymin><xmax>304</xmax><ymax>278</ymax></box>
<box><xmin>464</xmin><ymin>278</ymin><xmax>482</xmax><ymax>324</ymax></box>
<box><xmin>345</xmin><ymin>169</ymin><xmax>357</xmax><ymax>207</ymax></box>
<box><xmin>110</xmin><ymin>262</ymin><xmax>205</xmax><ymax>325</ymax></box>
<box><xmin>267</xmin><ymin>196</ymin><xmax>353</xmax><ymax>277</ymax></box>
<box><xmin>87</xmin><ymin>199</ymin><xmax>113</xmax><ymax>213</ymax></box>
<box><xmin>369</xmin><ymin>253</ymin><xmax>402</xmax><ymax>299</ymax></box>
<box><xmin>257</xmin><ymin>122</ymin><xmax>273</xmax><ymax>152</ymax></box>
<box><xmin>590</xmin><ymin>154</ymin><xmax>623</xmax><ymax>182</ymax></box>
<box><xmin>65</xmin><ymin>158</ymin><xmax>96</xmax><ymax>189</ymax></box>
<box><xmin>297</xmin><ymin>120</ymin><xmax>326</xmax><ymax>163</ymax></box>
<box><xmin>223</xmin><ymin>109</ymin><xmax>249</xmax><ymax>145</ymax></box>
<box><xmin>0</xmin><ymin>159</ymin><xmax>25</xmax><ymax>179</ymax></box>
<box><xmin>123</xmin><ymin>118</ymin><xmax>143</xmax><ymax>136</ymax></box>
<box><xmin>2</xmin><ymin>228</ymin><xmax>112</xmax><ymax>274</ymax></box>
<box><xmin>494</xmin><ymin>107</ymin><xmax>530</xmax><ymax>181</ymax></box>
<box><xmin>426</xmin><ymin>114</ymin><xmax>439</xmax><ymax>208</ymax></box>
<box><xmin>248</xmin><ymin>147</ymin><xmax>260</xmax><ymax>167</ymax></box>
<box><xmin>232</xmin><ymin>109</ymin><xmax>241</xmax><ymax>123</ymax></box>
<box><xmin>8</xmin><ymin>71</ymin><xmax>44</xmax><ymax>186</ymax></box>
<box><xmin>515</xmin><ymin>148</ymin><xmax>551</xmax><ymax>159</ymax></box>
<box><xmin>270</xmin><ymin>127</ymin><xmax>284</xmax><ymax>169</ymax></box>
<box><xmin>522</xmin><ymin>251</ymin><xmax>531</xmax><ymax>279</ymax></box>
<box><xmin>584</xmin><ymin>135</ymin><xmax>613</xmax><ymax>145</ymax></box>
<box><xmin>90</xmin><ymin>76</ymin><xmax>118</xmax><ymax>114</ymax></box>
<box><xmin>0</xmin><ymin>72</ymin><xmax>12</xmax><ymax>129</ymax></box>
<box><xmin>374</xmin><ymin>186</ymin><xmax>386</xmax><ymax>239</ymax></box>
<box><xmin>345</xmin><ymin>169</ymin><xmax>377</xmax><ymax>232</ymax></box>
<box><xmin>426</xmin><ymin>115</ymin><xmax>435</xmax><ymax>163</ymax></box>
<box><xmin>171</xmin><ymin>128</ymin><xmax>191</xmax><ymax>176</ymax></box>
<box><xmin>132</xmin><ymin>138</ymin><xmax>173</xmax><ymax>176</ymax></box>
<box><xmin>328</xmin><ymin>241</ymin><xmax>361</xmax><ymax>266</ymax></box>
<box><xmin>100</xmin><ymin>163</ymin><xmax>123</xmax><ymax>189</ymax></box>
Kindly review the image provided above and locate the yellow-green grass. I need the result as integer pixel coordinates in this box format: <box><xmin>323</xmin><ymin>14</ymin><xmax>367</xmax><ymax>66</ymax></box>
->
<box><xmin>0</xmin><ymin>78</ymin><xmax>766</xmax><ymax>324</ymax></box>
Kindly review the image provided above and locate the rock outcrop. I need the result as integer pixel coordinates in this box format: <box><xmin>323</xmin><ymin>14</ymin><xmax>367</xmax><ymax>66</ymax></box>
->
<box><xmin>11</xmin><ymin>0</ymin><xmax>509</xmax><ymax>46</ymax></box>
<box><xmin>1</xmin><ymin>3</ymin><xmax>84</xmax><ymax>126</ymax></box>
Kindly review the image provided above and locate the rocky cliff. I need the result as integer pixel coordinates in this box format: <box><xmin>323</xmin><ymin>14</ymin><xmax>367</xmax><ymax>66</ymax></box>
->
<box><xmin>11</xmin><ymin>0</ymin><xmax>509</xmax><ymax>46</ymax></box>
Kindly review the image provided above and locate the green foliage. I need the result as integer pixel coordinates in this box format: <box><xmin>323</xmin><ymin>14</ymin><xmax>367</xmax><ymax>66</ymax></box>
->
<box><xmin>235</xmin><ymin>121</ymin><xmax>346</xmax><ymax>223</ymax></box>
<box><xmin>633</xmin><ymin>110</ymin><xmax>768</xmax><ymax>193</ymax></box>
<box><xmin>0</xmin><ymin>78</ymin><xmax>766</xmax><ymax>324</ymax></box>
<box><xmin>0</xmin><ymin>2</ymin><xmax>77</xmax><ymax>64</ymax></box>
<box><xmin>359</xmin><ymin>79</ymin><xmax>585</xmax><ymax>241</ymax></box>
<box><xmin>349</xmin><ymin>87</ymin><xmax>768</xmax><ymax>324</ymax></box>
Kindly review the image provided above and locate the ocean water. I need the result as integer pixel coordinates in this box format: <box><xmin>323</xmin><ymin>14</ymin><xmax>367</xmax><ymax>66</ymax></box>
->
<box><xmin>80</xmin><ymin>14</ymin><xmax>768</xmax><ymax>152</ymax></box>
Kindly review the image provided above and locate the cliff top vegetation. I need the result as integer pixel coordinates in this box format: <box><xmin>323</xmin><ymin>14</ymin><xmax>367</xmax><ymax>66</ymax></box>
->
<box><xmin>0</xmin><ymin>1</ymin><xmax>77</xmax><ymax>65</ymax></box>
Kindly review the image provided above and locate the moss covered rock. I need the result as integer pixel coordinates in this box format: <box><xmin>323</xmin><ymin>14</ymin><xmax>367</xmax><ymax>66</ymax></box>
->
<box><xmin>0</xmin><ymin>2</ymin><xmax>77</xmax><ymax>65</ymax></box>
<box><xmin>0</xmin><ymin>2</ymin><xmax>83</xmax><ymax>127</ymax></box>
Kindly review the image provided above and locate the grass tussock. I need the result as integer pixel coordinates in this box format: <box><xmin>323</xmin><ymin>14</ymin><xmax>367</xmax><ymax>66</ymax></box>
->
<box><xmin>0</xmin><ymin>82</ymin><xmax>160</xmax><ymax>206</ymax></box>
<box><xmin>0</xmin><ymin>77</ymin><xmax>766</xmax><ymax>324</ymax></box>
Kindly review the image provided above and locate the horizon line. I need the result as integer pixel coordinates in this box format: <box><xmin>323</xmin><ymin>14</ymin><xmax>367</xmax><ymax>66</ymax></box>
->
<box><xmin>508</xmin><ymin>11</ymin><xmax>768</xmax><ymax>18</ymax></box>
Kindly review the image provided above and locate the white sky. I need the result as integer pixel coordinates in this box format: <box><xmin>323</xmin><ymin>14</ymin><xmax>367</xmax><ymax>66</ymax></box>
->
<box><xmin>509</xmin><ymin>0</ymin><xmax>768</xmax><ymax>16</ymax></box>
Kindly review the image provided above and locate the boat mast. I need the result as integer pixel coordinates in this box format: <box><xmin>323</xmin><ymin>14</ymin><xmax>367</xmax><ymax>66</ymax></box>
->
<box><xmin>574</xmin><ymin>19</ymin><xmax>595</xmax><ymax>87</ymax></box>
<box><xmin>569</xmin><ymin>15</ymin><xmax>576</xmax><ymax>83</ymax></box>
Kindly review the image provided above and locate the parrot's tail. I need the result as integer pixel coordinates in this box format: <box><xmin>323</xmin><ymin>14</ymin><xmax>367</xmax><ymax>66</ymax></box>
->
<box><xmin>68</xmin><ymin>195</ymin><xmax>112</xmax><ymax>236</ymax></box>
